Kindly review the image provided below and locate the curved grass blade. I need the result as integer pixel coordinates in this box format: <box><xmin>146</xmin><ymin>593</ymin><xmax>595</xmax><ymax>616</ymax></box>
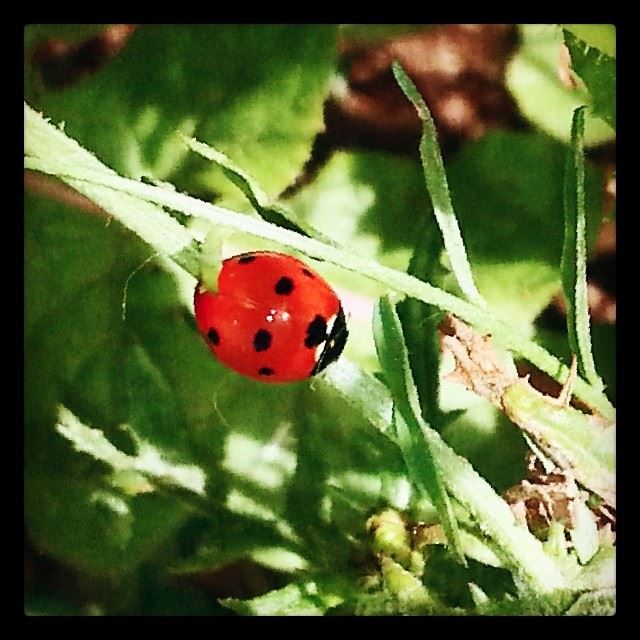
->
<box><xmin>374</xmin><ymin>296</ymin><xmax>466</xmax><ymax>565</ymax></box>
<box><xmin>397</xmin><ymin>226</ymin><xmax>449</xmax><ymax>429</ymax></box>
<box><xmin>392</xmin><ymin>61</ymin><xmax>485</xmax><ymax>308</ymax></box>
<box><xmin>562</xmin><ymin>107</ymin><xmax>604</xmax><ymax>390</ymax></box>
<box><xmin>182</xmin><ymin>135</ymin><xmax>333</xmax><ymax>243</ymax></box>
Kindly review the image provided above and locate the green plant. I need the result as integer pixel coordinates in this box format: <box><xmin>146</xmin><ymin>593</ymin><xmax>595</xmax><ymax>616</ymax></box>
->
<box><xmin>24</xmin><ymin>24</ymin><xmax>615</xmax><ymax>615</ymax></box>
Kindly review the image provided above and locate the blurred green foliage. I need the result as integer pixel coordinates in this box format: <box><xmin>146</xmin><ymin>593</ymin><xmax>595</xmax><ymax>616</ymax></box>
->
<box><xmin>24</xmin><ymin>23</ymin><xmax>615</xmax><ymax>615</ymax></box>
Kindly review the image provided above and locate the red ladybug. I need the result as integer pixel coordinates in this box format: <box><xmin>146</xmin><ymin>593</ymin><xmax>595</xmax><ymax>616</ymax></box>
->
<box><xmin>194</xmin><ymin>251</ymin><xmax>348</xmax><ymax>383</ymax></box>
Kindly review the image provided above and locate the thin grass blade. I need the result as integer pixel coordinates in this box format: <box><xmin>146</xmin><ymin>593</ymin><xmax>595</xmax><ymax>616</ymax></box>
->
<box><xmin>182</xmin><ymin>136</ymin><xmax>333</xmax><ymax>243</ymax></box>
<box><xmin>397</xmin><ymin>226</ymin><xmax>457</xmax><ymax>430</ymax></box>
<box><xmin>392</xmin><ymin>61</ymin><xmax>485</xmax><ymax>308</ymax></box>
<box><xmin>562</xmin><ymin>106</ymin><xmax>604</xmax><ymax>390</ymax></box>
<box><xmin>374</xmin><ymin>296</ymin><xmax>466</xmax><ymax>564</ymax></box>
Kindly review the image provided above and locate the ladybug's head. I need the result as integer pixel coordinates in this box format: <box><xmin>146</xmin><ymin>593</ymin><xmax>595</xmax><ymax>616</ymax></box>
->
<box><xmin>311</xmin><ymin>305</ymin><xmax>349</xmax><ymax>375</ymax></box>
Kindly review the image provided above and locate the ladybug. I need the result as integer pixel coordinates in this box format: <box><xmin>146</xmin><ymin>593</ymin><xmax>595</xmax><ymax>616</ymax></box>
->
<box><xmin>194</xmin><ymin>251</ymin><xmax>348</xmax><ymax>383</ymax></box>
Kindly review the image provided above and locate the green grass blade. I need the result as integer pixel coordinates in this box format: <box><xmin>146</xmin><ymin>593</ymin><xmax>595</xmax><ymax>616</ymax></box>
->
<box><xmin>392</xmin><ymin>61</ymin><xmax>485</xmax><ymax>308</ymax></box>
<box><xmin>562</xmin><ymin>107</ymin><xmax>604</xmax><ymax>390</ymax></box>
<box><xmin>396</xmin><ymin>228</ymin><xmax>448</xmax><ymax>428</ymax></box>
<box><xmin>373</xmin><ymin>296</ymin><xmax>466</xmax><ymax>564</ymax></box>
<box><xmin>182</xmin><ymin>135</ymin><xmax>333</xmax><ymax>243</ymax></box>
<box><xmin>564</xmin><ymin>29</ymin><xmax>616</xmax><ymax>130</ymax></box>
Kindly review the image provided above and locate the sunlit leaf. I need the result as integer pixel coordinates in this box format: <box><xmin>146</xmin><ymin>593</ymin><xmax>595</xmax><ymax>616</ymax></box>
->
<box><xmin>25</xmin><ymin>25</ymin><xmax>338</xmax><ymax>206</ymax></box>
<box><xmin>506</xmin><ymin>24</ymin><xmax>614</xmax><ymax>145</ymax></box>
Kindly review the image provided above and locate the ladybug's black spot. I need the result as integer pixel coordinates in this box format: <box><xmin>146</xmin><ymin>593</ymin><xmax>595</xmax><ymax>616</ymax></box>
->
<box><xmin>253</xmin><ymin>329</ymin><xmax>272</xmax><ymax>352</ymax></box>
<box><xmin>275</xmin><ymin>276</ymin><xmax>294</xmax><ymax>295</ymax></box>
<box><xmin>207</xmin><ymin>328</ymin><xmax>220</xmax><ymax>345</ymax></box>
<box><xmin>259</xmin><ymin>367</ymin><xmax>274</xmax><ymax>376</ymax></box>
<box><xmin>238</xmin><ymin>255</ymin><xmax>256</xmax><ymax>264</ymax></box>
<box><xmin>304</xmin><ymin>315</ymin><xmax>327</xmax><ymax>348</ymax></box>
<box><xmin>301</xmin><ymin>268</ymin><xmax>315</xmax><ymax>278</ymax></box>
<box><xmin>311</xmin><ymin>306</ymin><xmax>349</xmax><ymax>375</ymax></box>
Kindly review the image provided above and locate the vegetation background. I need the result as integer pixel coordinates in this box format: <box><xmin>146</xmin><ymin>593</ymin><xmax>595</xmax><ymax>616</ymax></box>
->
<box><xmin>24</xmin><ymin>24</ymin><xmax>615</xmax><ymax>615</ymax></box>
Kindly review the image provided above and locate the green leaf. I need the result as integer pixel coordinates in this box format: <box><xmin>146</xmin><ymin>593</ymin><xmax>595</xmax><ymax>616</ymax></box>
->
<box><xmin>565</xmin><ymin>589</ymin><xmax>615</xmax><ymax>616</ymax></box>
<box><xmin>26</xmin><ymin>25</ymin><xmax>338</xmax><ymax>205</ymax></box>
<box><xmin>392</xmin><ymin>61</ymin><xmax>485</xmax><ymax>308</ymax></box>
<box><xmin>24</xmin><ymin>191</ymin><xmax>201</xmax><ymax>573</ymax></box>
<box><xmin>562</xmin><ymin>107</ymin><xmax>603</xmax><ymax>389</ymax></box>
<box><xmin>561</xmin><ymin>24</ymin><xmax>616</xmax><ymax>57</ymax></box>
<box><xmin>222</xmin><ymin>579</ymin><xmax>347</xmax><ymax>616</ymax></box>
<box><xmin>24</xmin><ymin>103</ymin><xmax>201</xmax><ymax>277</ymax></box>
<box><xmin>506</xmin><ymin>25</ymin><xmax>615</xmax><ymax>145</ymax></box>
<box><xmin>289</xmin><ymin>132</ymin><xmax>604</xmax><ymax>356</ymax></box>
<box><xmin>25</xmin><ymin>187</ymin><xmax>411</xmax><ymax>576</ymax></box>
<box><xmin>501</xmin><ymin>380</ymin><xmax>615</xmax><ymax>508</ymax></box>
<box><xmin>440</xmin><ymin>387</ymin><xmax>528</xmax><ymax>493</ymax></box>
<box><xmin>397</xmin><ymin>229</ymin><xmax>447</xmax><ymax>427</ymax></box>
<box><xmin>447</xmin><ymin>130</ymin><xmax>604</xmax><ymax>334</ymax></box>
<box><xmin>564</xmin><ymin>29</ymin><xmax>616</xmax><ymax>129</ymax></box>
<box><xmin>373</xmin><ymin>296</ymin><xmax>466</xmax><ymax>564</ymax></box>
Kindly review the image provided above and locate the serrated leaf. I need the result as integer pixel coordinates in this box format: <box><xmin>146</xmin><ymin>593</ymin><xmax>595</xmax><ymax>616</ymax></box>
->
<box><xmin>561</xmin><ymin>24</ymin><xmax>616</xmax><ymax>57</ymax></box>
<box><xmin>564</xmin><ymin>29</ymin><xmax>616</xmax><ymax>129</ymax></box>
<box><xmin>506</xmin><ymin>24</ymin><xmax>615</xmax><ymax>145</ymax></box>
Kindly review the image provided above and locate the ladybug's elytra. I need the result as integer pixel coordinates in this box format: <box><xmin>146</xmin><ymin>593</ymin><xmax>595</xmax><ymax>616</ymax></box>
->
<box><xmin>194</xmin><ymin>251</ymin><xmax>348</xmax><ymax>383</ymax></box>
